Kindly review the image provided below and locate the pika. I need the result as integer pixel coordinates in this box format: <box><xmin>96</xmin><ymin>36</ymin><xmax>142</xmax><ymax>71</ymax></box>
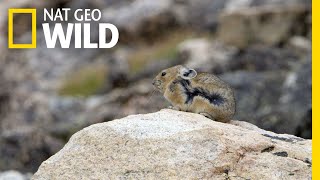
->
<box><xmin>152</xmin><ymin>65</ymin><xmax>235</xmax><ymax>123</ymax></box>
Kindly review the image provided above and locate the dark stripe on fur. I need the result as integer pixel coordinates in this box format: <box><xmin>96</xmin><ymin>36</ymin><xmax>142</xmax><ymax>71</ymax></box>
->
<box><xmin>179</xmin><ymin>79</ymin><xmax>224</xmax><ymax>106</ymax></box>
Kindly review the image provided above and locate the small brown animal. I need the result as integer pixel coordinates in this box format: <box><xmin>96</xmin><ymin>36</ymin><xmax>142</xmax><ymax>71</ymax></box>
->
<box><xmin>152</xmin><ymin>65</ymin><xmax>235</xmax><ymax>123</ymax></box>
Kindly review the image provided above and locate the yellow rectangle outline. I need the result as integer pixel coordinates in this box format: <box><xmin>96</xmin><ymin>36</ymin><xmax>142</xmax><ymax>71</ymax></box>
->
<box><xmin>313</xmin><ymin>1</ymin><xmax>317</xmax><ymax>179</ymax></box>
<box><xmin>8</xmin><ymin>8</ymin><xmax>37</xmax><ymax>48</ymax></box>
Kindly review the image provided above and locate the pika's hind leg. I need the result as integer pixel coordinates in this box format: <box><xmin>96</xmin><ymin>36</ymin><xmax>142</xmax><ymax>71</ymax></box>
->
<box><xmin>199</xmin><ymin>112</ymin><xmax>215</xmax><ymax>120</ymax></box>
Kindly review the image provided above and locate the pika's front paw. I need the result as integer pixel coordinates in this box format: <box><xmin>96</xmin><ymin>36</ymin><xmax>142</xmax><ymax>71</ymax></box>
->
<box><xmin>168</xmin><ymin>106</ymin><xmax>180</xmax><ymax>111</ymax></box>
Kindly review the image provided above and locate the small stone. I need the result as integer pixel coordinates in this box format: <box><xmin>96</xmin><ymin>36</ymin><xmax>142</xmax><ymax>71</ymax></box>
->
<box><xmin>0</xmin><ymin>170</ymin><xmax>27</xmax><ymax>180</ymax></box>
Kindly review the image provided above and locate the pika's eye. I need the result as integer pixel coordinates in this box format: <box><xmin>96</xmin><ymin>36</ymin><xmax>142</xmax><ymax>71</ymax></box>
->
<box><xmin>161</xmin><ymin>72</ymin><xmax>166</xmax><ymax>76</ymax></box>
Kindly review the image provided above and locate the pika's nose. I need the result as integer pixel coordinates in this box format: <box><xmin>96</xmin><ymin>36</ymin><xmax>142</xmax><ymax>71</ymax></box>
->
<box><xmin>152</xmin><ymin>79</ymin><xmax>160</xmax><ymax>86</ymax></box>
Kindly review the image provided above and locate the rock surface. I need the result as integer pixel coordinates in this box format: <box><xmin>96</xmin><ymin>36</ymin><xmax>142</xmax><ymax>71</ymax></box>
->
<box><xmin>218</xmin><ymin>4</ymin><xmax>310</xmax><ymax>48</ymax></box>
<box><xmin>0</xmin><ymin>170</ymin><xmax>30</xmax><ymax>180</ymax></box>
<box><xmin>33</xmin><ymin>109</ymin><xmax>311</xmax><ymax>179</ymax></box>
<box><xmin>0</xmin><ymin>0</ymin><xmax>311</xmax><ymax>174</ymax></box>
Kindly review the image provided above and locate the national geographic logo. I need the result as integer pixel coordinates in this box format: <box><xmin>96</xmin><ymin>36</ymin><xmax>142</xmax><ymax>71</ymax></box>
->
<box><xmin>8</xmin><ymin>9</ymin><xmax>37</xmax><ymax>48</ymax></box>
<box><xmin>8</xmin><ymin>8</ymin><xmax>119</xmax><ymax>49</ymax></box>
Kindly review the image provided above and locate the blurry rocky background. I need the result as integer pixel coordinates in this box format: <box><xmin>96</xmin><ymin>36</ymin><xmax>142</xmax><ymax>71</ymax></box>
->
<box><xmin>0</xmin><ymin>0</ymin><xmax>311</xmax><ymax>178</ymax></box>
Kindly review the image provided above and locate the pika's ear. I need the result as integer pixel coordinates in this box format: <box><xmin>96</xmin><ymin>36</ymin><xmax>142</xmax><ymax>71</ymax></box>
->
<box><xmin>179</xmin><ymin>66</ymin><xmax>197</xmax><ymax>79</ymax></box>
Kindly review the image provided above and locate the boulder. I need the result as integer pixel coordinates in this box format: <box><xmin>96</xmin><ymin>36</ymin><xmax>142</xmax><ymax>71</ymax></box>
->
<box><xmin>221</xmin><ymin>63</ymin><xmax>311</xmax><ymax>139</ymax></box>
<box><xmin>280</xmin><ymin>57</ymin><xmax>312</xmax><ymax>138</ymax></box>
<box><xmin>0</xmin><ymin>127</ymin><xmax>64</xmax><ymax>173</ymax></box>
<box><xmin>217</xmin><ymin>4</ymin><xmax>310</xmax><ymax>48</ymax></box>
<box><xmin>102</xmin><ymin>0</ymin><xmax>177</xmax><ymax>42</ymax></box>
<box><xmin>33</xmin><ymin>109</ymin><xmax>311</xmax><ymax>179</ymax></box>
<box><xmin>287</xmin><ymin>36</ymin><xmax>311</xmax><ymax>55</ymax></box>
<box><xmin>221</xmin><ymin>71</ymin><xmax>288</xmax><ymax>125</ymax></box>
<box><xmin>228</xmin><ymin>45</ymin><xmax>301</xmax><ymax>72</ymax></box>
<box><xmin>177</xmin><ymin>40</ymin><xmax>303</xmax><ymax>74</ymax></box>
<box><xmin>0</xmin><ymin>170</ymin><xmax>30</xmax><ymax>180</ymax></box>
<box><xmin>178</xmin><ymin>39</ymin><xmax>238</xmax><ymax>73</ymax></box>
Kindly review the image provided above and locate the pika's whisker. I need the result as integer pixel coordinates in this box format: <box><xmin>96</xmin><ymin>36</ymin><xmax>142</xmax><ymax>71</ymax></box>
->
<box><xmin>148</xmin><ymin>89</ymin><xmax>156</xmax><ymax>102</ymax></box>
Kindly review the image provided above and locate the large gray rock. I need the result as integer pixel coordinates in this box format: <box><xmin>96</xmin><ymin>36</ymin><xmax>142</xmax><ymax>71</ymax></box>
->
<box><xmin>0</xmin><ymin>170</ymin><xmax>29</xmax><ymax>180</ymax></box>
<box><xmin>33</xmin><ymin>109</ymin><xmax>311</xmax><ymax>179</ymax></box>
<box><xmin>221</xmin><ymin>59</ymin><xmax>311</xmax><ymax>139</ymax></box>
<box><xmin>221</xmin><ymin>71</ymin><xmax>288</xmax><ymax>129</ymax></box>
<box><xmin>228</xmin><ymin>45</ymin><xmax>302</xmax><ymax>72</ymax></box>
<box><xmin>217</xmin><ymin>4</ymin><xmax>310</xmax><ymax>48</ymax></box>
<box><xmin>0</xmin><ymin>127</ymin><xmax>64</xmax><ymax>173</ymax></box>
<box><xmin>178</xmin><ymin>39</ymin><xmax>238</xmax><ymax>73</ymax></box>
<box><xmin>280</xmin><ymin>57</ymin><xmax>311</xmax><ymax>138</ymax></box>
<box><xmin>0</xmin><ymin>0</ymin><xmax>312</xmax><ymax>175</ymax></box>
<box><xmin>102</xmin><ymin>0</ymin><xmax>177</xmax><ymax>42</ymax></box>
